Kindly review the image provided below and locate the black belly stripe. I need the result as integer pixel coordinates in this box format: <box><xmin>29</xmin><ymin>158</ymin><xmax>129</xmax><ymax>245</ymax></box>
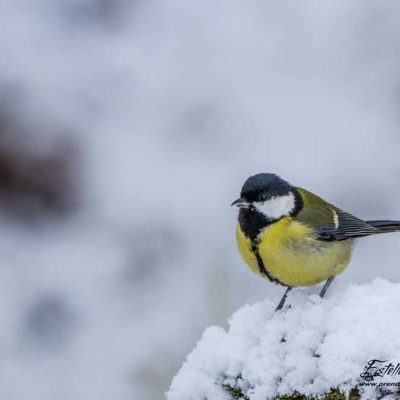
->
<box><xmin>251</xmin><ymin>243</ymin><xmax>286</xmax><ymax>286</ymax></box>
<box><xmin>238</xmin><ymin>207</ymin><xmax>290</xmax><ymax>287</ymax></box>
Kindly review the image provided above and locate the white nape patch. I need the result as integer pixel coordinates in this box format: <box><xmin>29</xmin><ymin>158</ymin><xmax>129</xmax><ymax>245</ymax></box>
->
<box><xmin>332</xmin><ymin>209</ymin><xmax>339</xmax><ymax>228</ymax></box>
<box><xmin>254</xmin><ymin>192</ymin><xmax>295</xmax><ymax>220</ymax></box>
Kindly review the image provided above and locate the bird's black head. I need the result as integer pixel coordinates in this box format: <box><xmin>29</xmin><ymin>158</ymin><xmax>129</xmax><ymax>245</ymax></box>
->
<box><xmin>240</xmin><ymin>173</ymin><xmax>292</xmax><ymax>203</ymax></box>
<box><xmin>232</xmin><ymin>173</ymin><xmax>303</xmax><ymax>239</ymax></box>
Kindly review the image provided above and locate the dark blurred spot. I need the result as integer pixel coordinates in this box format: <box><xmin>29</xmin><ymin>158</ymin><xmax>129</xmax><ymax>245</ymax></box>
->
<box><xmin>179</xmin><ymin>102</ymin><xmax>223</xmax><ymax>145</ymax></box>
<box><xmin>49</xmin><ymin>0</ymin><xmax>137</xmax><ymax>29</ymax></box>
<box><xmin>24</xmin><ymin>294</ymin><xmax>77</xmax><ymax>351</ymax></box>
<box><xmin>121</xmin><ymin>223</ymin><xmax>182</xmax><ymax>285</ymax></box>
<box><xmin>0</xmin><ymin>107</ymin><xmax>78</xmax><ymax>222</ymax></box>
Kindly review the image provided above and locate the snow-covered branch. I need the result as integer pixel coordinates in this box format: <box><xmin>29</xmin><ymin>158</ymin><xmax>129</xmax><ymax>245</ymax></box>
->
<box><xmin>167</xmin><ymin>279</ymin><xmax>400</xmax><ymax>400</ymax></box>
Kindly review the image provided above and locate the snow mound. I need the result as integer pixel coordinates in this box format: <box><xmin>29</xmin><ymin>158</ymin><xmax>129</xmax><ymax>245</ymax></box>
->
<box><xmin>167</xmin><ymin>279</ymin><xmax>400</xmax><ymax>400</ymax></box>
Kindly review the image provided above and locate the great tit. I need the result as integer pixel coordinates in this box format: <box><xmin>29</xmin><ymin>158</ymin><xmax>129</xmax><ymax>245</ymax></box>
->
<box><xmin>232</xmin><ymin>173</ymin><xmax>400</xmax><ymax>311</ymax></box>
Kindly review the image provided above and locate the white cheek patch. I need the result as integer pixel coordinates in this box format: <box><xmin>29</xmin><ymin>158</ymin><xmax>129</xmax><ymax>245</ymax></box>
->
<box><xmin>255</xmin><ymin>193</ymin><xmax>296</xmax><ymax>220</ymax></box>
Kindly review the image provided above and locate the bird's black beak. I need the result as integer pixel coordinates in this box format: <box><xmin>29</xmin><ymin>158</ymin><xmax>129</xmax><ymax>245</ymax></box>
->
<box><xmin>231</xmin><ymin>198</ymin><xmax>249</xmax><ymax>208</ymax></box>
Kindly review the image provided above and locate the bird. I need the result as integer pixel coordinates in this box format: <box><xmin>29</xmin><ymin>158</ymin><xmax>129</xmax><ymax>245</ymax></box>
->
<box><xmin>232</xmin><ymin>173</ymin><xmax>400</xmax><ymax>311</ymax></box>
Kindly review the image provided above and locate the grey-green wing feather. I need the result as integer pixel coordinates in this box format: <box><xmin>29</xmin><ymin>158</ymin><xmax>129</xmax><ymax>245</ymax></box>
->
<box><xmin>318</xmin><ymin>208</ymin><xmax>379</xmax><ymax>241</ymax></box>
<box><xmin>296</xmin><ymin>187</ymin><xmax>380</xmax><ymax>241</ymax></box>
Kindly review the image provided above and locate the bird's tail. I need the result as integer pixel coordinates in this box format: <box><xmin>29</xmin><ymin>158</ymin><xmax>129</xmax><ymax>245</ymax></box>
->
<box><xmin>366</xmin><ymin>220</ymin><xmax>400</xmax><ymax>233</ymax></box>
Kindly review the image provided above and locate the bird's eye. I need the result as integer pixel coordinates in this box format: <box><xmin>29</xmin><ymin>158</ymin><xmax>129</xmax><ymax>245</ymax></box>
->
<box><xmin>259</xmin><ymin>193</ymin><xmax>268</xmax><ymax>201</ymax></box>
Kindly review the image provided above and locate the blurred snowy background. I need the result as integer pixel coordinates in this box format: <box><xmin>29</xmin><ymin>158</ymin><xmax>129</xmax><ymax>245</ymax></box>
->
<box><xmin>0</xmin><ymin>0</ymin><xmax>400</xmax><ymax>399</ymax></box>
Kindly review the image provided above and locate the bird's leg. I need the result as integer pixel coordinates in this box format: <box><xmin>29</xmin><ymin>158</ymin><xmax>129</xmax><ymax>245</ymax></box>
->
<box><xmin>319</xmin><ymin>276</ymin><xmax>335</xmax><ymax>298</ymax></box>
<box><xmin>275</xmin><ymin>287</ymin><xmax>292</xmax><ymax>312</ymax></box>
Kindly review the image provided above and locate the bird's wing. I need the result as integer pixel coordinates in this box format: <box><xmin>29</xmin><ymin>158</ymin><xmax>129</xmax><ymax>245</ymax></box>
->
<box><xmin>295</xmin><ymin>187</ymin><xmax>379</xmax><ymax>241</ymax></box>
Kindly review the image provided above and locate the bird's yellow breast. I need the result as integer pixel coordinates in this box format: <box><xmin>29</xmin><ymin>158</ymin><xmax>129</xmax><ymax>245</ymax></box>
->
<box><xmin>236</xmin><ymin>217</ymin><xmax>353</xmax><ymax>287</ymax></box>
